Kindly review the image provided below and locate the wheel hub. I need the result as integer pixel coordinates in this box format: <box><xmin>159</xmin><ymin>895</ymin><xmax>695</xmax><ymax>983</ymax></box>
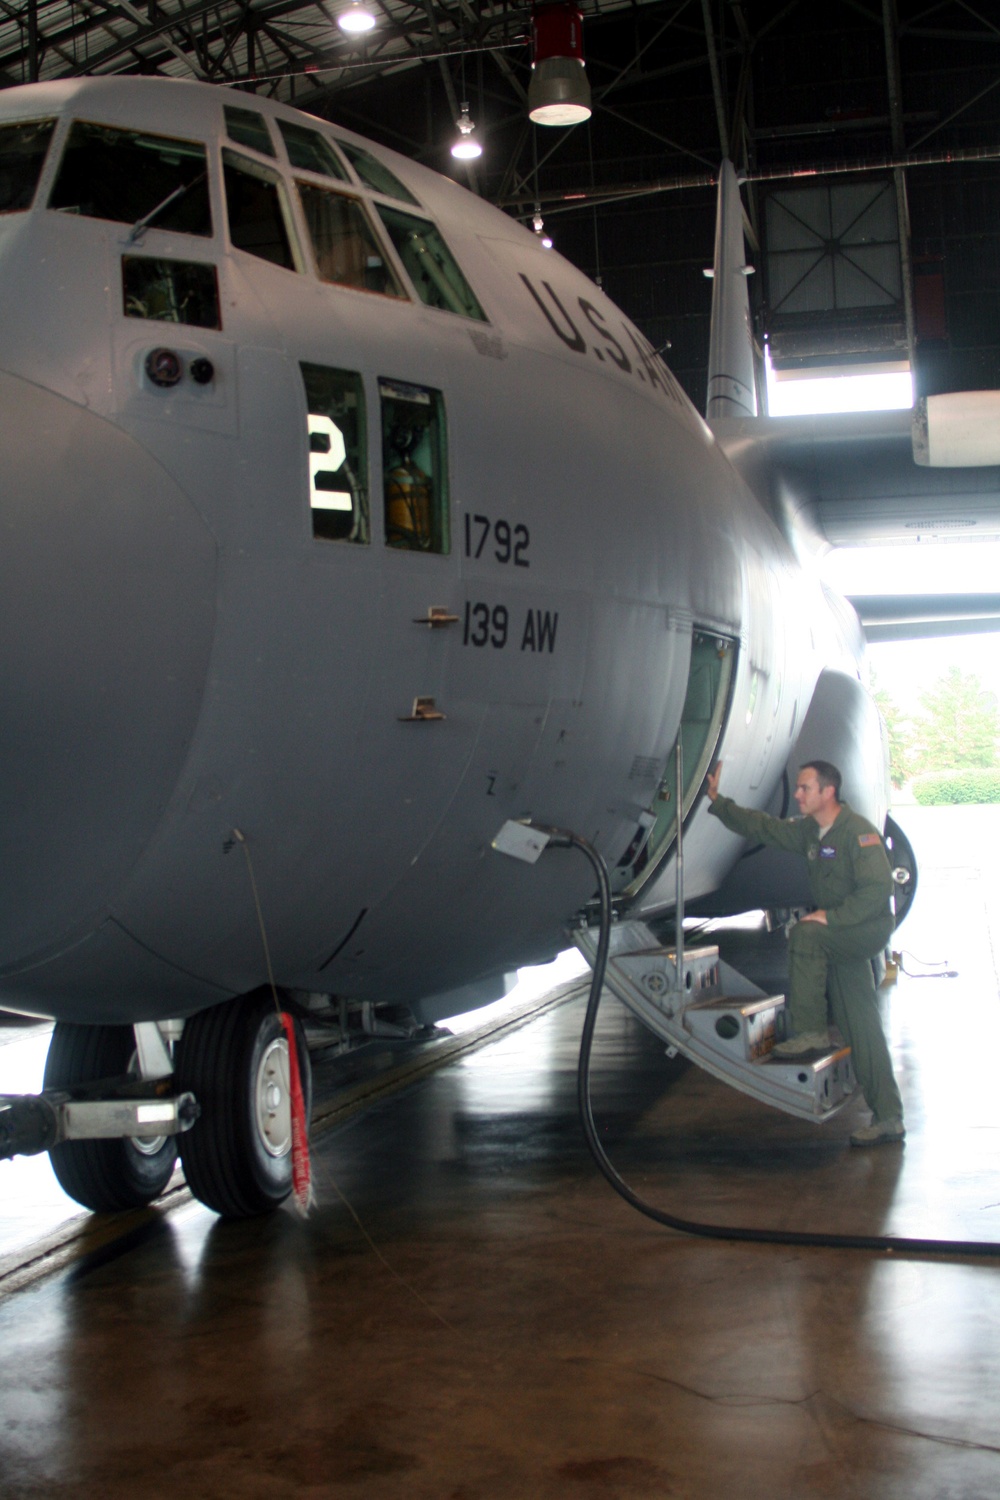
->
<box><xmin>126</xmin><ymin>1045</ymin><xmax>168</xmax><ymax>1155</ymax></box>
<box><xmin>255</xmin><ymin>1036</ymin><xmax>292</xmax><ymax>1158</ymax></box>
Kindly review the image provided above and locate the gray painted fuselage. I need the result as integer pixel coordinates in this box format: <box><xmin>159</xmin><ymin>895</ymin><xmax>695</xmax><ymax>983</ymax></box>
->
<box><xmin>0</xmin><ymin>77</ymin><xmax>880</xmax><ymax>1025</ymax></box>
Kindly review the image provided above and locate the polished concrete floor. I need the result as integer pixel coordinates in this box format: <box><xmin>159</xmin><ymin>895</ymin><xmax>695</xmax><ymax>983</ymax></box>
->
<box><xmin>2</xmin><ymin>805</ymin><xmax>1000</xmax><ymax>1499</ymax></box>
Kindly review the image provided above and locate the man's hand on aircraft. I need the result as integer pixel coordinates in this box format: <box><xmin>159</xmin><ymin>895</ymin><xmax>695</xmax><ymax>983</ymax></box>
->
<box><xmin>800</xmin><ymin>909</ymin><xmax>828</xmax><ymax>925</ymax></box>
<box><xmin>706</xmin><ymin>762</ymin><xmax>722</xmax><ymax>801</ymax></box>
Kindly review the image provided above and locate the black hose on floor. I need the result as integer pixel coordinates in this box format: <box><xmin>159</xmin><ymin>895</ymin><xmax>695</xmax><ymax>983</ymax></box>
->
<box><xmin>547</xmin><ymin>827</ymin><xmax>1000</xmax><ymax>1261</ymax></box>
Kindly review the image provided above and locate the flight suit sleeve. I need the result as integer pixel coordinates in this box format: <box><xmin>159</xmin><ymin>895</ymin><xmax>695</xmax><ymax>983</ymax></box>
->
<box><xmin>824</xmin><ymin>832</ymin><xmax>893</xmax><ymax>928</ymax></box>
<box><xmin>708</xmin><ymin>794</ymin><xmax>810</xmax><ymax>854</ymax></box>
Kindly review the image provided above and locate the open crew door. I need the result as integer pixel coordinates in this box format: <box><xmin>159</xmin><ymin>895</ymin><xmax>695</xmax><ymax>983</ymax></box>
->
<box><xmin>612</xmin><ymin>630</ymin><xmax>736</xmax><ymax>897</ymax></box>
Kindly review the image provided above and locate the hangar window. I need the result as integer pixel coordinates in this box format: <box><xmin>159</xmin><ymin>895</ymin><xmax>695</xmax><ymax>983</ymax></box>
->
<box><xmin>302</xmin><ymin>364</ymin><xmax>369</xmax><ymax>544</ymax></box>
<box><xmin>122</xmin><ymin>255</ymin><xmax>221</xmax><ymax>329</ymax></box>
<box><xmin>223</xmin><ymin>148</ymin><xmax>298</xmax><ymax>270</ymax></box>
<box><xmin>0</xmin><ymin>119</ymin><xmax>56</xmax><ymax>213</ymax></box>
<box><xmin>49</xmin><ymin>122</ymin><xmax>211</xmax><ymax>236</ymax></box>
<box><xmin>297</xmin><ymin>182</ymin><xmax>404</xmax><ymax>298</ymax></box>
<box><xmin>380</xmin><ymin>379</ymin><xmax>449</xmax><ymax>553</ymax></box>
<box><xmin>335</xmin><ymin>140</ymin><xmax>419</xmax><ymax>205</ymax></box>
<box><xmin>224</xmin><ymin>105</ymin><xmax>276</xmax><ymax>158</ymax></box>
<box><xmin>376</xmin><ymin>206</ymin><xmax>486</xmax><ymax>321</ymax></box>
<box><xmin>278</xmin><ymin>119</ymin><xmax>349</xmax><ymax>181</ymax></box>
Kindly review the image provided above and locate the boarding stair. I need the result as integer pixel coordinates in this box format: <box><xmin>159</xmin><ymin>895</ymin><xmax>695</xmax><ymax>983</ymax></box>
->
<box><xmin>573</xmin><ymin>919</ymin><xmax>855</xmax><ymax>1122</ymax></box>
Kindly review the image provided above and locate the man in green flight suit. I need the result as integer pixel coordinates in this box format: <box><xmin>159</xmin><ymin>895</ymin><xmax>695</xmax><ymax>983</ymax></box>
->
<box><xmin>706</xmin><ymin>759</ymin><xmax>905</xmax><ymax>1148</ymax></box>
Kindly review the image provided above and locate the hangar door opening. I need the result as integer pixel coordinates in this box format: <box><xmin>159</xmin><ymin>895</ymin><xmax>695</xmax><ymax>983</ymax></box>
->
<box><xmin>614</xmin><ymin>631</ymin><xmax>736</xmax><ymax>897</ymax></box>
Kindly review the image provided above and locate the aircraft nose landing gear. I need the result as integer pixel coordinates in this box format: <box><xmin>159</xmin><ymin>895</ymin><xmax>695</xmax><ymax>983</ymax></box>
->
<box><xmin>174</xmin><ymin>991</ymin><xmax>311</xmax><ymax>1219</ymax></box>
<box><xmin>4</xmin><ymin>998</ymin><xmax>311</xmax><ymax>1219</ymax></box>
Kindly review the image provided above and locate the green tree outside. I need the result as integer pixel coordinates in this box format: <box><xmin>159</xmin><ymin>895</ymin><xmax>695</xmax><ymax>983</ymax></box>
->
<box><xmin>870</xmin><ymin>672</ymin><xmax>912</xmax><ymax>789</ymax></box>
<box><xmin>910</xmin><ymin>666</ymin><xmax>1000</xmax><ymax>773</ymax></box>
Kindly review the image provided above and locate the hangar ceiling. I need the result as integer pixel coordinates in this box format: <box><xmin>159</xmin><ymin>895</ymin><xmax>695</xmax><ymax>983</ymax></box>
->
<box><xmin>3</xmin><ymin>0</ymin><xmax>1000</xmax><ymax>410</ymax></box>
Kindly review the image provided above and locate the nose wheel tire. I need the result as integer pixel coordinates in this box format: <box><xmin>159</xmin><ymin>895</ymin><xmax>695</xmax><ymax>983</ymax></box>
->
<box><xmin>174</xmin><ymin>992</ymin><xmax>311</xmax><ymax>1219</ymax></box>
<box><xmin>43</xmin><ymin>1023</ymin><xmax>178</xmax><ymax>1212</ymax></box>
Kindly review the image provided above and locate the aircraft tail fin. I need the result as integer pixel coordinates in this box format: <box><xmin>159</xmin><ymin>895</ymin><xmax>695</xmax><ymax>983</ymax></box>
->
<box><xmin>705</xmin><ymin>160</ymin><xmax>758</xmax><ymax>421</ymax></box>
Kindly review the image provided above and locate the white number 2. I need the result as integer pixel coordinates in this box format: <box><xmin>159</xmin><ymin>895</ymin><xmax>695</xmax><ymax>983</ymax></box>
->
<box><xmin>308</xmin><ymin>414</ymin><xmax>351</xmax><ymax>512</ymax></box>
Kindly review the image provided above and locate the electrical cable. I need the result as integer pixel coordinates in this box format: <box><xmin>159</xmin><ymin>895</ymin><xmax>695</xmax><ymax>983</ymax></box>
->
<box><xmin>544</xmin><ymin>826</ymin><xmax>1000</xmax><ymax>1260</ymax></box>
<box><xmin>899</xmin><ymin>950</ymin><xmax>951</xmax><ymax>967</ymax></box>
<box><xmin>895</xmin><ymin>949</ymin><xmax>958</xmax><ymax>979</ymax></box>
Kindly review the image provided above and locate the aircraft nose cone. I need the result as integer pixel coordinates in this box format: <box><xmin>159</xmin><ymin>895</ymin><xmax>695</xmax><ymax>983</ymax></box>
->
<box><xmin>0</xmin><ymin>371</ymin><xmax>217</xmax><ymax>971</ymax></box>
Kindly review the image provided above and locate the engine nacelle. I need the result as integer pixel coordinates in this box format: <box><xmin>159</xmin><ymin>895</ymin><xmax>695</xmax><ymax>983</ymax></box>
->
<box><xmin>912</xmin><ymin>391</ymin><xmax>1000</xmax><ymax>467</ymax></box>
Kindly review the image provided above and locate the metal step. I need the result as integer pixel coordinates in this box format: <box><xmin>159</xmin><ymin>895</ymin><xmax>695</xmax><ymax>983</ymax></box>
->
<box><xmin>573</xmin><ymin>919</ymin><xmax>855</xmax><ymax>1122</ymax></box>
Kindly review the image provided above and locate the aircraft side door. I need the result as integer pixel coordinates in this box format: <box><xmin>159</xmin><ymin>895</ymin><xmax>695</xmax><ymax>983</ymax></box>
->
<box><xmin>615</xmin><ymin>629</ymin><xmax>738</xmax><ymax>897</ymax></box>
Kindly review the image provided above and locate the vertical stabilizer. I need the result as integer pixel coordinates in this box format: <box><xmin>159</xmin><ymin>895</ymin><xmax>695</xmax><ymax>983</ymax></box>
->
<box><xmin>705</xmin><ymin>160</ymin><xmax>757</xmax><ymax>420</ymax></box>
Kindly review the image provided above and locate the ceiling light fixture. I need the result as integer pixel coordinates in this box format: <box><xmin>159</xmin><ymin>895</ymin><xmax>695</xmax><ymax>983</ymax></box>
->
<box><xmin>451</xmin><ymin>102</ymin><xmax>482</xmax><ymax>161</ymax></box>
<box><xmin>337</xmin><ymin>2</ymin><xmax>376</xmax><ymax>35</ymax></box>
<box><xmin>532</xmin><ymin>206</ymin><xmax>553</xmax><ymax>249</ymax></box>
<box><xmin>528</xmin><ymin>3</ymin><xmax>592</xmax><ymax>127</ymax></box>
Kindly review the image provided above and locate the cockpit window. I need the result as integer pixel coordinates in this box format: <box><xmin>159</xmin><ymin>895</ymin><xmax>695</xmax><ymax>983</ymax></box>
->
<box><xmin>375</xmin><ymin>206</ymin><xmax>486</xmax><ymax>321</ymax></box>
<box><xmin>335</xmin><ymin>141</ymin><xmax>419</xmax><ymax>205</ymax></box>
<box><xmin>302</xmin><ymin>363</ymin><xmax>369</xmax><ymax>544</ymax></box>
<box><xmin>277</xmin><ymin>120</ymin><xmax>349</xmax><ymax>181</ymax></box>
<box><xmin>297</xmin><ymin>182</ymin><xmax>405</xmax><ymax>298</ymax></box>
<box><xmin>49</xmin><ymin>122</ymin><xmax>211</xmax><ymax>236</ymax></box>
<box><xmin>222</xmin><ymin>148</ymin><xmax>298</xmax><ymax>269</ymax></box>
<box><xmin>224</xmin><ymin>105</ymin><xmax>276</xmax><ymax>158</ymax></box>
<box><xmin>122</xmin><ymin>255</ymin><xmax>221</xmax><ymax>329</ymax></box>
<box><xmin>380</xmin><ymin>378</ymin><xmax>449</xmax><ymax>553</ymax></box>
<box><xmin>0</xmin><ymin>119</ymin><xmax>56</xmax><ymax>213</ymax></box>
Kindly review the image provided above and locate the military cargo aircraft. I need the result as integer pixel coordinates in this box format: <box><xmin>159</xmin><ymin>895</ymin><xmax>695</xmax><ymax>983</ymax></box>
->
<box><xmin>1</xmin><ymin>75</ymin><xmax>997</xmax><ymax>1217</ymax></box>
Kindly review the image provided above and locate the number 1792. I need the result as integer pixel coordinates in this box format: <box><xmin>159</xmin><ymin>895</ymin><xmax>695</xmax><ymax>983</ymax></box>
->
<box><xmin>464</xmin><ymin>513</ymin><xmax>530</xmax><ymax>567</ymax></box>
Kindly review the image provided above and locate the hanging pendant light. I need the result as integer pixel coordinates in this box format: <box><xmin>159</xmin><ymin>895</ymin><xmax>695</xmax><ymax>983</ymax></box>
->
<box><xmin>451</xmin><ymin>102</ymin><xmax>483</xmax><ymax>161</ymax></box>
<box><xmin>532</xmin><ymin>205</ymin><xmax>553</xmax><ymax>249</ymax></box>
<box><xmin>338</xmin><ymin>2</ymin><xmax>376</xmax><ymax>35</ymax></box>
<box><xmin>528</xmin><ymin>3</ymin><xmax>591</xmax><ymax>126</ymax></box>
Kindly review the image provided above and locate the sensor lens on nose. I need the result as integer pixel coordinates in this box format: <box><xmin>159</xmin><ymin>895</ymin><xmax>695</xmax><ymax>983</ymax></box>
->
<box><xmin>189</xmin><ymin>358</ymin><xmax>215</xmax><ymax>386</ymax></box>
<box><xmin>145</xmin><ymin>348</ymin><xmax>183</xmax><ymax>388</ymax></box>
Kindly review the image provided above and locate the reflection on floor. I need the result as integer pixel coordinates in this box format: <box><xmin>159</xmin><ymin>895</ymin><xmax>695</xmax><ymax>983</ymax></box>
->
<box><xmin>2</xmin><ymin>804</ymin><xmax>1000</xmax><ymax>1498</ymax></box>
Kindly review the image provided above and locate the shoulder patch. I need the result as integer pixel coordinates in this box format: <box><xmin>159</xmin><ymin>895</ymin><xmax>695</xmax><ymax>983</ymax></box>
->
<box><xmin>858</xmin><ymin>833</ymin><xmax>882</xmax><ymax>848</ymax></box>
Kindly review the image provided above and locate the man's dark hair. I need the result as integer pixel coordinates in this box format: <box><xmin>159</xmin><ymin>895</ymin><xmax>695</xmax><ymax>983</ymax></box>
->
<box><xmin>800</xmin><ymin>760</ymin><xmax>842</xmax><ymax>798</ymax></box>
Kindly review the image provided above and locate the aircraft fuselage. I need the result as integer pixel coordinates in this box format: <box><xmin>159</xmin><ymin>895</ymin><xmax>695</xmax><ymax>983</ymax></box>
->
<box><xmin>0</xmin><ymin>77</ymin><xmax>879</xmax><ymax>1026</ymax></box>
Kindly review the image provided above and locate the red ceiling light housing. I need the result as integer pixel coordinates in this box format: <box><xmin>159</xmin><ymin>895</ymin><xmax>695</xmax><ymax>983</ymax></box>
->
<box><xmin>528</xmin><ymin>3</ymin><xmax>592</xmax><ymax>126</ymax></box>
